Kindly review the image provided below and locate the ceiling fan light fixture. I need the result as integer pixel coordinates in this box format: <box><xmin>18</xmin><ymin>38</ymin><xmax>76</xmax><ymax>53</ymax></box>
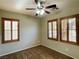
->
<box><xmin>36</xmin><ymin>9</ymin><xmax>45</xmax><ymax>15</ymax></box>
<box><xmin>40</xmin><ymin>9</ymin><xmax>45</xmax><ymax>15</ymax></box>
<box><xmin>36</xmin><ymin>9</ymin><xmax>40</xmax><ymax>14</ymax></box>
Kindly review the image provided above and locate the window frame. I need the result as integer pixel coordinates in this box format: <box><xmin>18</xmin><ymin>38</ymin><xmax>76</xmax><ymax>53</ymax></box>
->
<box><xmin>60</xmin><ymin>14</ymin><xmax>79</xmax><ymax>45</ymax></box>
<box><xmin>48</xmin><ymin>19</ymin><xmax>58</xmax><ymax>41</ymax></box>
<box><xmin>2</xmin><ymin>18</ymin><xmax>20</xmax><ymax>43</ymax></box>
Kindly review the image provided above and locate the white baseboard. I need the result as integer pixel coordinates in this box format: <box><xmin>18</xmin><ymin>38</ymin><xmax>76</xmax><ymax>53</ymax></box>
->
<box><xmin>0</xmin><ymin>44</ymin><xmax>40</xmax><ymax>57</ymax></box>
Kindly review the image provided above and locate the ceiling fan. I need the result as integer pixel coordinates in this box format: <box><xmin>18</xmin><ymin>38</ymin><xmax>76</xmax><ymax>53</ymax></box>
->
<box><xmin>25</xmin><ymin>0</ymin><xmax>58</xmax><ymax>16</ymax></box>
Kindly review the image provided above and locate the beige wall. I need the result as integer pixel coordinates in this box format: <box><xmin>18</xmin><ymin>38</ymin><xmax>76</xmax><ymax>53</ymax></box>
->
<box><xmin>0</xmin><ymin>10</ymin><xmax>41</xmax><ymax>56</ymax></box>
<box><xmin>41</xmin><ymin>5</ymin><xmax>79</xmax><ymax>59</ymax></box>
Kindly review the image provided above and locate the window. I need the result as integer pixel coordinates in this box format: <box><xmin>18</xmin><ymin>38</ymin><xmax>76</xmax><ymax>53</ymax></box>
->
<box><xmin>61</xmin><ymin>19</ymin><xmax>67</xmax><ymax>41</ymax></box>
<box><xmin>68</xmin><ymin>18</ymin><xmax>76</xmax><ymax>42</ymax></box>
<box><xmin>2</xmin><ymin>18</ymin><xmax>19</xmax><ymax>43</ymax></box>
<box><xmin>48</xmin><ymin>20</ymin><xmax>58</xmax><ymax>40</ymax></box>
<box><xmin>60</xmin><ymin>14</ymin><xmax>79</xmax><ymax>45</ymax></box>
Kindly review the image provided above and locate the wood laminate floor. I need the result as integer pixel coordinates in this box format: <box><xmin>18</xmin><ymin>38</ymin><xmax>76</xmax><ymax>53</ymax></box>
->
<box><xmin>0</xmin><ymin>45</ymin><xmax>73</xmax><ymax>59</ymax></box>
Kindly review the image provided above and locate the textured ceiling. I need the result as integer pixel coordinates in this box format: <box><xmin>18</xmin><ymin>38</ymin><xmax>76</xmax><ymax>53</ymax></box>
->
<box><xmin>0</xmin><ymin>0</ymin><xmax>79</xmax><ymax>17</ymax></box>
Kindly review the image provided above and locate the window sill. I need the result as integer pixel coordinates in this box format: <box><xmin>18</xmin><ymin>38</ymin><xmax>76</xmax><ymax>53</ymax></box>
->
<box><xmin>2</xmin><ymin>39</ymin><xmax>19</xmax><ymax>44</ymax></box>
<box><xmin>60</xmin><ymin>40</ymin><xmax>78</xmax><ymax>45</ymax></box>
<box><xmin>48</xmin><ymin>38</ymin><xmax>58</xmax><ymax>41</ymax></box>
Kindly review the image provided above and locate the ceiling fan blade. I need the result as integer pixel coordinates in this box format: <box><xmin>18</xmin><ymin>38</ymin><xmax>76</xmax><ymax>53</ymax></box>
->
<box><xmin>46</xmin><ymin>4</ymin><xmax>58</xmax><ymax>9</ymax></box>
<box><xmin>45</xmin><ymin>10</ymin><xmax>50</xmax><ymax>14</ymax></box>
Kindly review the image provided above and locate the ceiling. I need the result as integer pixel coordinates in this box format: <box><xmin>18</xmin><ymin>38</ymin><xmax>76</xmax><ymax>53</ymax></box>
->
<box><xmin>0</xmin><ymin>0</ymin><xmax>79</xmax><ymax>17</ymax></box>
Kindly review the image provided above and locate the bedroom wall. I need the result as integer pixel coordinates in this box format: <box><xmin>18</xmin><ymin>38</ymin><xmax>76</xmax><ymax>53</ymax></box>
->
<box><xmin>0</xmin><ymin>10</ymin><xmax>41</xmax><ymax>56</ymax></box>
<box><xmin>41</xmin><ymin>4</ymin><xmax>79</xmax><ymax>59</ymax></box>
